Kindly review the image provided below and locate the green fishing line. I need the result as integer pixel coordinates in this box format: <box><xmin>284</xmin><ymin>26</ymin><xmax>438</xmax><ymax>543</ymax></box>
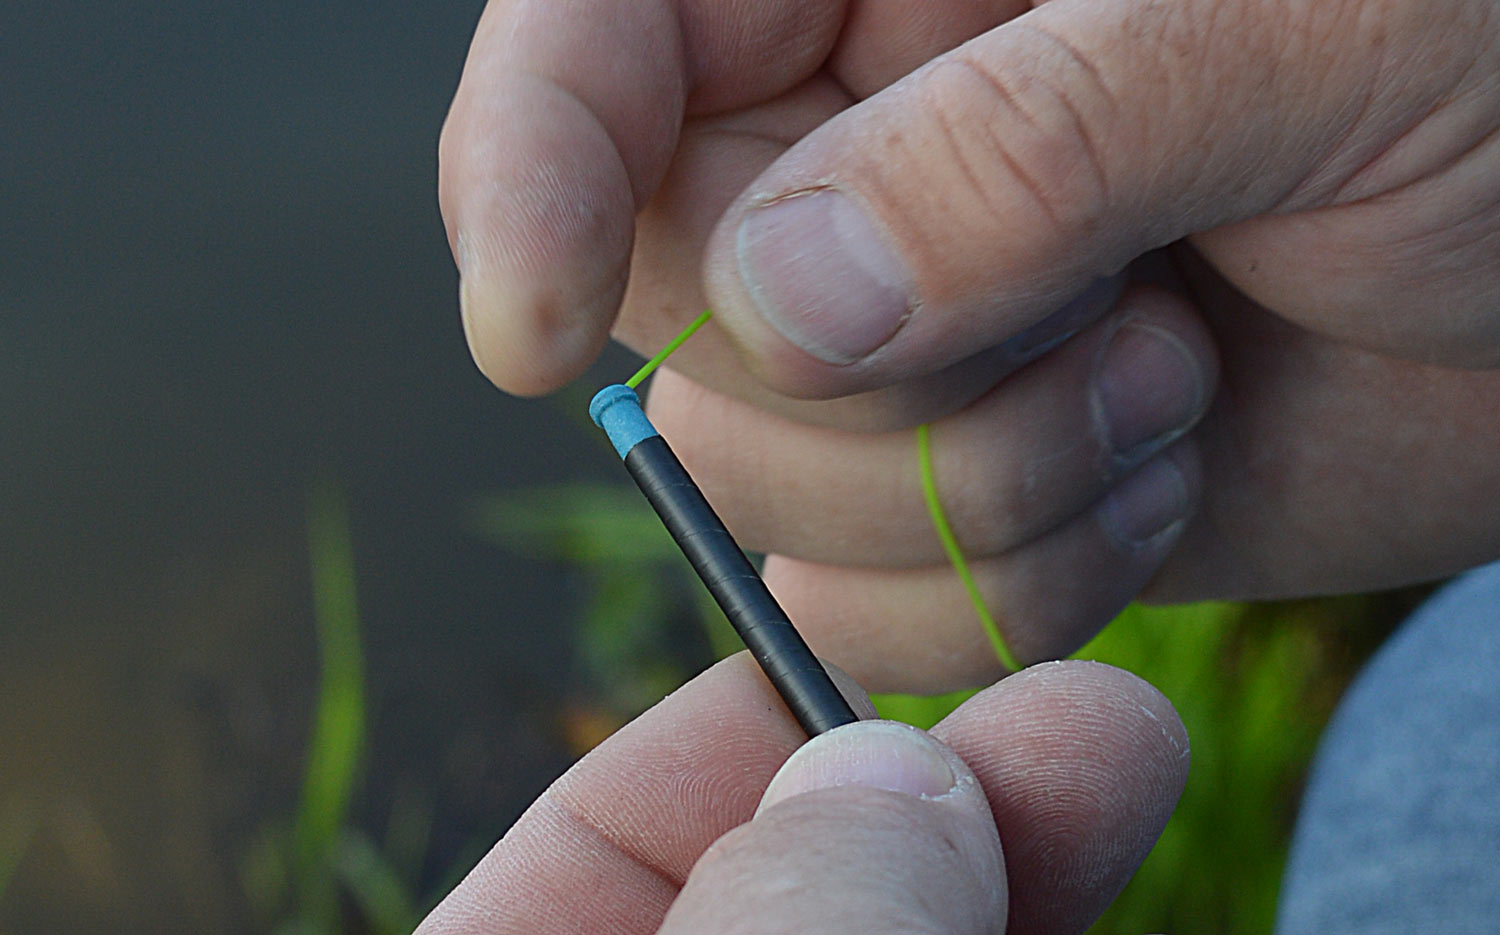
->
<box><xmin>916</xmin><ymin>423</ymin><xmax>1021</xmax><ymax>672</ymax></box>
<box><xmin>625</xmin><ymin>309</ymin><xmax>714</xmax><ymax>389</ymax></box>
<box><xmin>620</xmin><ymin>309</ymin><xmax>1019</xmax><ymax>672</ymax></box>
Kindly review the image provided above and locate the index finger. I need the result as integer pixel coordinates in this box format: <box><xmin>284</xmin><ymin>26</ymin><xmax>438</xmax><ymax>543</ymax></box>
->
<box><xmin>415</xmin><ymin>655</ymin><xmax>1188</xmax><ymax>935</ymax></box>
<box><xmin>438</xmin><ymin>0</ymin><xmax>846</xmax><ymax>395</ymax></box>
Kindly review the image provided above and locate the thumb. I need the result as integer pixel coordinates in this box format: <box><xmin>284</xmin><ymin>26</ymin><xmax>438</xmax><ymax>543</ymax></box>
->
<box><xmin>705</xmin><ymin>0</ymin><xmax>1477</xmax><ymax>395</ymax></box>
<box><xmin>657</xmin><ymin>720</ymin><xmax>1007</xmax><ymax>935</ymax></box>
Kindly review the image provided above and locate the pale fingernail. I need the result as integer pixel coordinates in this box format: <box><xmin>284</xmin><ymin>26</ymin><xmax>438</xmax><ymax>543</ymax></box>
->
<box><xmin>456</xmin><ymin>236</ymin><xmax>494</xmax><ymax>358</ymax></box>
<box><xmin>1098</xmin><ymin>453</ymin><xmax>1189</xmax><ymax>551</ymax></box>
<box><xmin>1094</xmin><ymin>320</ymin><xmax>1204</xmax><ymax>469</ymax></box>
<box><xmin>458</xmin><ymin>266</ymin><xmax>496</xmax><ymax>375</ymax></box>
<box><xmin>736</xmin><ymin>190</ymin><xmax>914</xmax><ymax>364</ymax></box>
<box><xmin>756</xmin><ymin>721</ymin><xmax>957</xmax><ymax>815</ymax></box>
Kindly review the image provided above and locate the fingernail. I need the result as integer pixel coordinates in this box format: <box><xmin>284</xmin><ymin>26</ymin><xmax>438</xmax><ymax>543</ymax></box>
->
<box><xmin>1098</xmin><ymin>454</ymin><xmax>1189</xmax><ymax>551</ymax></box>
<box><xmin>736</xmin><ymin>189</ymin><xmax>913</xmax><ymax>364</ymax></box>
<box><xmin>457</xmin><ymin>269</ymin><xmax>494</xmax><ymax>372</ymax></box>
<box><xmin>456</xmin><ymin>235</ymin><xmax>498</xmax><ymax>366</ymax></box>
<box><xmin>1094</xmin><ymin>320</ymin><xmax>1203</xmax><ymax>468</ymax></box>
<box><xmin>757</xmin><ymin>721</ymin><xmax>957</xmax><ymax>814</ymax></box>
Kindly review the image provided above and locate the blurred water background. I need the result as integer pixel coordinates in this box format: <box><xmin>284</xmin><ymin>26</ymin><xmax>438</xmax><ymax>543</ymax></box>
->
<box><xmin>1</xmin><ymin>1</ymin><xmax>668</xmax><ymax>930</ymax></box>
<box><xmin>0</xmin><ymin>3</ymin><xmax>1423</xmax><ymax>933</ymax></box>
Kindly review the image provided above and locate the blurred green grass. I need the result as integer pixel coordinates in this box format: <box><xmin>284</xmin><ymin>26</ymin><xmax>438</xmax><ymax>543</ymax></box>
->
<box><xmin>239</xmin><ymin>482</ymin><xmax>466</xmax><ymax>935</ymax></box>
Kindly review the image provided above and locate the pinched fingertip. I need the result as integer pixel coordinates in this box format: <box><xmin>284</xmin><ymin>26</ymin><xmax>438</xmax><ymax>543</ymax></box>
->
<box><xmin>756</xmin><ymin>721</ymin><xmax>966</xmax><ymax>816</ymax></box>
<box><xmin>458</xmin><ymin>264</ymin><xmax>624</xmax><ymax>396</ymax></box>
<box><xmin>442</xmin><ymin>76</ymin><xmax>637</xmax><ymax>395</ymax></box>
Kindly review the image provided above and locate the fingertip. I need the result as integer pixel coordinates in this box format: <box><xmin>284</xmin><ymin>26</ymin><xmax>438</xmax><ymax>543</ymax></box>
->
<box><xmin>1010</xmin><ymin>658</ymin><xmax>1192</xmax><ymax>813</ymax></box>
<box><xmin>756</xmin><ymin>721</ymin><xmax>965</xmax><ymax>816</ymax></box>
<box><xmin>987</xmin><ymin>659</ymin><xmax>1192</xmax><ymax>823</ymax></box>
<box><xmin>935</xmin><ymin>659</ymin><xmax>1189</xmax><ymax>934</ymax></box>
<box><xmin>666</xmin><ymin>715</ymin><xmax>1007</xmax><ymax>935</ymax></box>
<box><xmin>458</xmin><ymin>256</ymin><xmax>624</xmax><ymax>396</ymax></box>
<box><xmin>442</xmin><ymin>75</ymin><xmax>636</xmax><ymax>395</ymax></box>
<box><xmin>992</xmin><ymin>659</ymin><xmax>1189</xmax><ymax>767</ymax></box>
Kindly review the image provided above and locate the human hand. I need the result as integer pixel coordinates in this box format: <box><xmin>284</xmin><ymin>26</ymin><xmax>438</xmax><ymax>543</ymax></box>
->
<box><xmin>440</xmin><ymin>0</ymin><xmax>1500</xmax><ymax>691</ymax></box>
<box><xmin>414</xmin><ymin>654</ymin><xmax>1188</xmax><ymax>935</ymax></box>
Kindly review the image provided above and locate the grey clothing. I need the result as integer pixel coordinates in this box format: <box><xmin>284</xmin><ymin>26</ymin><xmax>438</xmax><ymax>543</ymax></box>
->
<box><xmin>1277</xmin><ymin>561</ymin><xmax>1500</xmax><ymax>934</ymax></box>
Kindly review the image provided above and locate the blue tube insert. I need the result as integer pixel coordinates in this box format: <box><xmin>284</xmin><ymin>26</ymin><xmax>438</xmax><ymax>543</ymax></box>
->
<box><xmin>589</xmin><ymin>384</ymin><xmax>660</xmax><ymax>460</ymax></box>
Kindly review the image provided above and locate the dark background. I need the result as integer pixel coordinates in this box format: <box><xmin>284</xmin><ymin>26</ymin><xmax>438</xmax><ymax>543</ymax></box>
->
<box><xmin>2</xmin><ymin>1</ymin><xmax>639</xmax><ymax>929</ymax></box>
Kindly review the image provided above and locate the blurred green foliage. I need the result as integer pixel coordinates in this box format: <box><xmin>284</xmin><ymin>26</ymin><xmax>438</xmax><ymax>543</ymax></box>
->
<box><xmin>295</xmin><ymin>480</ymin><xmax>368</xmax><ymax>930</ymax></box>
<box><xmin>472</xmin><ymin>483</ymin><xmax>741</xmax><ymax>717</ymax></box>
<box><xmin>241</xmin><ymin>482</ymin><xmax>463</xmax><ymax>935</ymax></box>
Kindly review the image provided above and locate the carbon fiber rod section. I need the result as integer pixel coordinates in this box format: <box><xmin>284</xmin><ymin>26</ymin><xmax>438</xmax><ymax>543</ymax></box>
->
<box><xmin>623</xmin><ymin>435</ymin><xmax>859</xmax><ymax>736</ymax></box>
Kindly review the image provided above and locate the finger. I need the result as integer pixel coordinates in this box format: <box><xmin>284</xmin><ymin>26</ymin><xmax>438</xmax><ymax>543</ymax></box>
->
<box><xmin>701</xmin><ymin>0</ymin><xmax>1486</xmax><ymax>396</ymax></box>
<box><xmin>658</xmin><ymin>721</ymin><xmax>1007</xmax><ymax>935</ymax></box>
<box><xmin>439</xmin><ymin>0</ymin><xmax>846</xmax><ymax>394</ymax></box>
<box><xmin>765</xmin><ymin>440</ymin><xmax>1203</xmax><ymax>693</ymax></box>
<box><xmin>647</xmin><ymin>287</ymin><xmax>1215</xmax><ymax>566</ymax></box>
<box><xmin>932</xmin><ymin>661</ymin><xmax>1189</xmax><ymax>935</ymax></box>
<box><xmin>416</xmin><ymin>657</ymin><xmax>1187</xmax><ymax>935</ymax></box>
<box><xmin>1146</xmin><ymin>250</ymin><xmax>1500</xmax><ymax>602</ymax></box>
<box><xmin>615</xmin><ymin>76</ymin><xmax>1125</xmax><ymax>434</ymax></box>
<box><xmin>609</xmin><ymin>3</ymin><xmax>1129</xmax><ymax>432</ymax></box>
